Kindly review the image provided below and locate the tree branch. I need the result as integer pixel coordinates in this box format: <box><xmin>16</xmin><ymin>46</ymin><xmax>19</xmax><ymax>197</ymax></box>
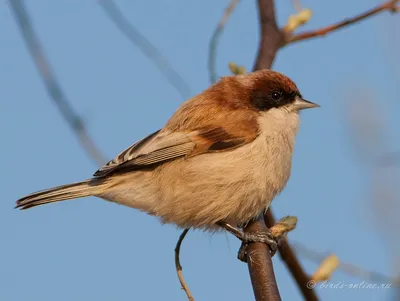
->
<box><xmin>242</xmin><ymin>1</ymin><xmax>291</xmax><ymax>300</ymax></box>
<box><xmin>8</xmin><ymin>0</ymin><xmax>106</xmax><ymax>166</ymax></box>
<box><xmin>208</xmin><ymin>0</ymin><xmax>241</xmax><ymax>83</ymax></box>
<box><xmin>284</xmin><ymin>0</ymin><xmax>399</xmax><ymax>45</ymax></box>
<box><xmin>249</xmin><ymin>1</ymin><xmax>320</xmax><ymax>300</ymax></box>
<box><xmin>264</xmin><ymin>210</ymin><xmax>318</xmax><ymax>301</ymax></box>
<box><xmin>245</xmin><ymin>216</ymin><xmax>281</xmax><ymax>301</ymax></box>
<box><xmin>252</xmin><ymin>0</ymin><xmax>284</xmax><ymax>71</ymax></box>
<box><xmin>98</xmin><ymin>0</ymin><xmax>191</xmax><ymax>100</ymax></box>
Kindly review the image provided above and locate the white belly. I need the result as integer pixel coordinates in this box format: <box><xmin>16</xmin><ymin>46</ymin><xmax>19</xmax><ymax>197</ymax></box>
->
<box><xmin>101</xmin><ymin>133</ymin><xmax>293</xmax><ymax>229</ymax></box>
<box><xmin>100</xmin><ymin>110</ymin><xmax>298</xmax><ymax>229</ymax></box>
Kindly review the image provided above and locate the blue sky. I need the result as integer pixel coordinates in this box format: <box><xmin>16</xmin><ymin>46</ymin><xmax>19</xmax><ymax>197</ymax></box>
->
<box><xmin>1</xmin><ymin>1</ymin><xmax>399</xmax><ymax>300</ymax></box>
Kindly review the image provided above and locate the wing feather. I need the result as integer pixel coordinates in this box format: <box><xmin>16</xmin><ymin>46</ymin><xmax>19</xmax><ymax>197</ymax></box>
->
<box><xmin>131</xmin><ymin>143</ymin><xmax>194</xmax><ymax>165</ymax></box>
<box><xmin>94</xmin><ymin>126</ymin><xmax>257</xmax><ymax>177</ymax></box>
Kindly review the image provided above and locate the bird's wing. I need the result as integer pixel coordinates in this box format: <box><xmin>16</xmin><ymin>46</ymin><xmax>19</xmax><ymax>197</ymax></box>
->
<box><xmin>93</xmin><ymin>126</ymin><xmax>257</xmax><ymax>177</ymax></box>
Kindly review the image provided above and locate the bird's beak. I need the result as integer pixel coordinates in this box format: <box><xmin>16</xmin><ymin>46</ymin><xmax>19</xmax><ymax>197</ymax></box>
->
<box><xmin>292</xmin><ymin>96</ymin><xmax>320</xmax><ymax>111</ymax></box>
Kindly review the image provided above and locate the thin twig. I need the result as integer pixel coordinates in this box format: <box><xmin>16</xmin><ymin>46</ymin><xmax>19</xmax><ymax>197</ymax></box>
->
<box><xmin>293</xmin><ymin>242</ymin><xmax>396</xmax><ymax>284</ymax></box>
<box><xmin>175</xmin><ymin>228</ymin><xmax>194</xmax><ymax>301</ymax></box>
<box><xmin>8</xmin><ymin>0</ymin><xmax>107</xmax><ymax>166</ymax></box>
<box><xmin>285</xmin><ymin>0</ymin><xmax>399</xmax><ymax>45</ymax></box>
<box><xmin>208</xmin><ymin>0</ymin><xmax>241</xmax><ymax>83</ymax></box>
<box><xmin>99</xmin><ymin>0</ymin><xmax>191</xmax><ymax>100</ymax></box>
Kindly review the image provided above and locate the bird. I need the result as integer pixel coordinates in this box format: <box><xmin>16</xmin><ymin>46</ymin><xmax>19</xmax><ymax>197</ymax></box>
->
<box><xmin>16</xmin><ymin>69</ymin><xmax>318</xmax><ymax>251</ymax></box>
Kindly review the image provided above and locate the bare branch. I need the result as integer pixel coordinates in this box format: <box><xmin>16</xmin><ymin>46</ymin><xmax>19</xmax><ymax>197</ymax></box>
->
<box><xmin>285</xmin><ymin>0</ymin><xmax>399</xmax><ymax>45</ymax></box>
<box><xmin>244</xmin><ymin>216</ymin><xmax>281</xmax><ymax>301</ymax></box>
<box><xmin>264</xmin><ymin>210</ymin><xmax>319</xmax><ymax>301</ymax></box>
<box><xmin>8</xmin><ymin>0</ymin><xmax>107</xmax><ymax>166</ymax></box>
<box><xmin>99</xmin><ymin>0</ymin><xmax>191</xmax><ymax>100</ymax></box>
<box><xmin>252</xmin><ymin>0</ymin><xmax>284</xmax><ymax>71</ymax></box>
<box><xmin>247</xmin><ymin>0</ymin><xmax>399</xmax><ymax>298</ymax></box>
<box><xmin>245</xmin><ymin>4</ymin><xmax>286</xmax><ymax>300</ymax></box>
<box><xmin>208</xmin><ymin>0</ymin><xmax>241</xmax><ymax>83</ymax></box>
<box><xmin>245</xmin><ymin>1</ymin><xmax>316</xmax><ymax>300</ymax></box>
<box><xmin>175</xmin><ymin>229</ymin><xmax>194</xmax><ymax>301</ymax></box>
<box><xmin>178</xmin><ymin>2</ymin><xmax>286</xmax><ymax>299</ymax></box>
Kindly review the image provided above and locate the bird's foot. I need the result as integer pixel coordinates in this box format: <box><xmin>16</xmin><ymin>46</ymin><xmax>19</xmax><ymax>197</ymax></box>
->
<box><xmin>237</xmin><ymin>231</ymin><xmax>278</xmax><ymax>262</ymax></box>
<box><xmin>217</xmin><ymin>221</ymin><xmax>278</xmax><ymax>262</ymax></box>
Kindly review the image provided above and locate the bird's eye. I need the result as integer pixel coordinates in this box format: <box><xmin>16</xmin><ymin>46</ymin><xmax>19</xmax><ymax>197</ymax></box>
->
<box><xmin>251</xmin><ymin>89</ymin><xmax>289</xmax><ymax>111</ymax></box>
<box><xmin>271</xmin><ymin>91</ymin><xmax>282</xmax><ymax>100</ymax></box>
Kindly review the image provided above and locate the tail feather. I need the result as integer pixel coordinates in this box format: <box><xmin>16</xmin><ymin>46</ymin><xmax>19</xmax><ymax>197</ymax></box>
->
<box><xmin>16</xmin><ymin>179</ymin><xmax>104</xmax><ymax>210</ymax></box>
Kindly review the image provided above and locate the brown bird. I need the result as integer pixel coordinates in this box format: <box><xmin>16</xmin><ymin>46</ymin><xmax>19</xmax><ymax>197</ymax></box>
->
<box><xmin>16</xmin><ymin>69</ymin><xmax>318</xmax><ymax>252</ymax></box>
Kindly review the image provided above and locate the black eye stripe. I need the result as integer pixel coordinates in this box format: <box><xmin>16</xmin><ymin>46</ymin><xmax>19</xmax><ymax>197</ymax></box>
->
<box><xmin>251</xmin><ymin>89</ymin><xmax>297</xmax><ymax>111</ymax></box>
<box><xmin>289</xmin><ymin>91</ymin><xmax>302</xmax><ymax>99</ymax></box>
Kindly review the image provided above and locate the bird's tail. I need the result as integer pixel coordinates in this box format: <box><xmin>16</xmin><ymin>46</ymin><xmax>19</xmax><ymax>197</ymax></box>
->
<box><xmin>15</xmin><ymin>179</ymin><xmax>106</xmax><ymax>210</ymax></box>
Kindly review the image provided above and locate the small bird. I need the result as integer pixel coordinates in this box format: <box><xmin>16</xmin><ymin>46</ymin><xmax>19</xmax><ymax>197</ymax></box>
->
<box><xmin>16</xmin><ymin>69</ymin><xmax>318</xmax><ymax>250</ymax></box>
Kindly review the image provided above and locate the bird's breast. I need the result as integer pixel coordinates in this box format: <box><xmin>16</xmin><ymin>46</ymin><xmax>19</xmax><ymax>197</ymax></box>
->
<box><xmin>101</xmin><ymin>112</ymin><xmax>298</xmax><ymax>229</ymax></box>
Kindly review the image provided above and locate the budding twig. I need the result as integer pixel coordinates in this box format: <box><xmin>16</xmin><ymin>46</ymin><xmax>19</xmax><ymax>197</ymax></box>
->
<box><xmin>294</xmin><ymin>242</ymin><xmax>396</xmax><ymax>284</ymax></box>
<box><xmin>311</xmin><ymin>254</ymin><xmax>340</xmax><ymax>282</ymax></box>
<box><xmin>284</xmin><ymin>0</ymin><xmax>399</xmax><ymax>45</ymax></box>
<box><xmin>228</xmin><ymin>62</ymin><xmax>246</xmax><ymax>75</ymax></box>
<box><xmin>283</xmin><ymin>8</ymin><xmax>312</xmax><ymax>33</ymax></box>
<box><xmin>270</xmin><ymin>216</ymin><xmax>298</xmax><ymax>238</ymax></box>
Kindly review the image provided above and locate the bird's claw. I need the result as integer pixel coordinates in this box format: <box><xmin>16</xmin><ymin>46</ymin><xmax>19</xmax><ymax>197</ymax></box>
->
<box><xmin>237</xmin><ymin>231</ymin><xmax>278</xmax><ymax>262</ymax></box>
<box><xmin>216</xmin><ymin>221</ymin><xmax>278</xmax><ymax>263</ymax></box>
